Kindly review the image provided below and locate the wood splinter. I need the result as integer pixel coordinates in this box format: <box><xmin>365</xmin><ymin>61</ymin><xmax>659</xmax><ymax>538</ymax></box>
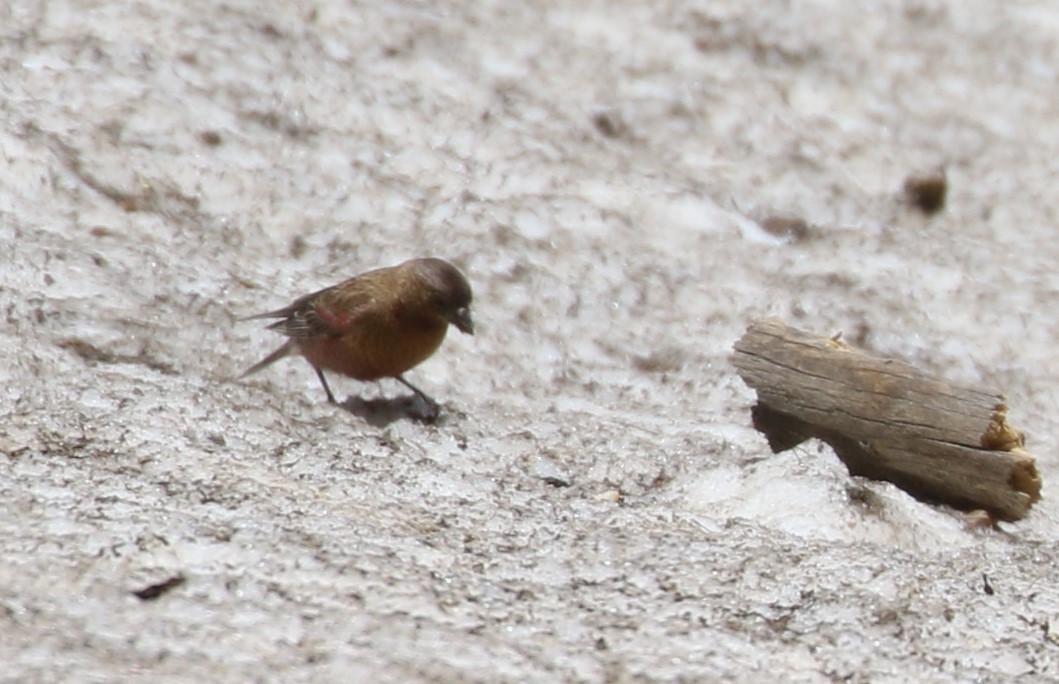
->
<box><xmin>732</xmin><ymin>319</ymin><xmax>1041</xmax><ymax>521</ymax></box>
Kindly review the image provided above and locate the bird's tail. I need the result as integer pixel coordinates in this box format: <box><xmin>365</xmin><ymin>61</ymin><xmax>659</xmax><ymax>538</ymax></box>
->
<box><xmin>239</xmin><ymin>306</ymin><xmax>294</xmax><ymax>323</ymax></box>
<box><xmin>240</xmin><ymin>341</ymin><xmax>294</xmax><ymax>378</ymax></box>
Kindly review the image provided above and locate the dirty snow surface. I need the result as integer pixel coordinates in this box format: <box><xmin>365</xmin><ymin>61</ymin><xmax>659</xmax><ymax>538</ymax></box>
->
<box><xmin>4</xmin><ymin>1</ymin><xmax>1059</xmax><ymax>681</ymax></box>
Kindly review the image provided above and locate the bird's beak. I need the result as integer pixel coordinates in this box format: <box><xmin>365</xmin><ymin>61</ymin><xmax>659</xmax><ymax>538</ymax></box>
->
<box><xmin>451</xmin><ymin>307</ymin><xmax>474</xmax><ymax>335</ymax></box>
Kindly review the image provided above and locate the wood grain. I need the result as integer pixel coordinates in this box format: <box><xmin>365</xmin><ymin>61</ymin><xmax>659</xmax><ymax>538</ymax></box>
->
<box><xmin>732</xmin><ymin>319</ymin><xmax>1041</xmax><ymax>521</ymax></box>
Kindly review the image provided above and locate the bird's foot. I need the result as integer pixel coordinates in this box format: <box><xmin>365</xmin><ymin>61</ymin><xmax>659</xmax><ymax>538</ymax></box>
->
<box><xmin>416</xmin><ymin>396</ymin><xmax>441</xmax><ymax>423</ymax></box>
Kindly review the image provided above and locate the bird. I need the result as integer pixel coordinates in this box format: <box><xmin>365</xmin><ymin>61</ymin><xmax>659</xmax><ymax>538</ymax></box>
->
<box><xmin>240</xmin><ymin>257</ymin><xmax>474</xmax><ymax>418</ymax></box>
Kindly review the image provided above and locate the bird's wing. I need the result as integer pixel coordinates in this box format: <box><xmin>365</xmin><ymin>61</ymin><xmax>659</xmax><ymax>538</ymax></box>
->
<box><xmin>247</xmin><ymin>284</ymin><xmax>377</xmax><ymax>339</ymax></box>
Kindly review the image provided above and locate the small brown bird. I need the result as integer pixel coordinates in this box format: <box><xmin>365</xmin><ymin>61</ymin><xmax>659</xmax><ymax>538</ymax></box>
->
<box><xmin>241</xmin><ymin>258</ymin><xmax>474</xmax><ymax>417</ymax></box>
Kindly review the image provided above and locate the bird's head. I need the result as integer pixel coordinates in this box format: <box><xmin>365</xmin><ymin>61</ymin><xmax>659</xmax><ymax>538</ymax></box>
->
<box><xmin>411</xmin><ymin>258</ymin><xmax>475</xmax><ymax>335</ymax></box>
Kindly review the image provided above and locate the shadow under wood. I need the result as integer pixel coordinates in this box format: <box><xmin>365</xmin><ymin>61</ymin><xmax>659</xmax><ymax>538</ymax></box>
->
<box><xmin>752</xmin><ymin>404</ymin><xmax>1032</xmax><ymax>518</ymax></box>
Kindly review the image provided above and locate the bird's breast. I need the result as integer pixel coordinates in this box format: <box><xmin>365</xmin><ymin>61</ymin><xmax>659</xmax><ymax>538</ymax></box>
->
<box><xmin>296</xmin><ymin>316</ymin><xmax>448</xmax><ymax>381</ymax></box>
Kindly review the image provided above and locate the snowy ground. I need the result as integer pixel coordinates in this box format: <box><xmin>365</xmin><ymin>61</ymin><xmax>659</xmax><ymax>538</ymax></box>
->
<box><xmin>3</xmin><ymin>1</ymin><xmax>1059</xmax><ymax>681</ymax></box>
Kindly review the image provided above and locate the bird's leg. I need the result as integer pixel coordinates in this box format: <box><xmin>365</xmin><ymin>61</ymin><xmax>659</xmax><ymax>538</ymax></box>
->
<box><xmin>315</xmin><ymin>368</ymin><xmax>337</xmax><ymax>404</ymax></box>
<box><xmin>395</xmin><ymin>375</ymin><xmax>439</xmax><ymax>419</ymax></box>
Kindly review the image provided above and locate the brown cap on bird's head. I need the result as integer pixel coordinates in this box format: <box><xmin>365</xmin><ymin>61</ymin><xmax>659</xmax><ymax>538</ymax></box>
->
<box><xmin>408</xmin><ymin>258</ymin><xmax>474</xmax><ymax>335</ymax></box>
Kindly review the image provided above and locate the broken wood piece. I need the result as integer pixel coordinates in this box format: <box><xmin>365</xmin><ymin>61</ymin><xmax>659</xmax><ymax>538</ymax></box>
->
<box><xmin>731</xmin><ymin>318</ymin><xmax>1041</xmax><ymax>521</ymax></box>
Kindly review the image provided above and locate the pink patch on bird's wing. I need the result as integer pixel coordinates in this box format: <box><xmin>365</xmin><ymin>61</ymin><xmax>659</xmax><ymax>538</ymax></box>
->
<box><xmin>312</xmin><ymin>300</ymin><xmax>360</xmax><ymax>335</ymax></box>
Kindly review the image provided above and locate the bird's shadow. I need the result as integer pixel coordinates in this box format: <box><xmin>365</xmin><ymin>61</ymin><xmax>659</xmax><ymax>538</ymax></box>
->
<box><xmin>339</xmin><ymin>394</ymin><xmax>441</xmax><ymax>427</ymax></box>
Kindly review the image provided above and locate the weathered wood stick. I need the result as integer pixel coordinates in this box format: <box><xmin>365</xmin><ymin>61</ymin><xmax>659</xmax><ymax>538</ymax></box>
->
<box><xmin>731</xmin><ymin>318</ymin><xmax>1041</xmax><ymax>521</ymax></box>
